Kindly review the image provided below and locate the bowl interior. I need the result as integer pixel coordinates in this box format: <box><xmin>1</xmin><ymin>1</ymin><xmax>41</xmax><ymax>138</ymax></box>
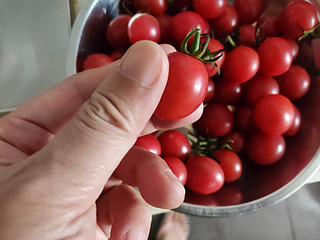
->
<box><xmin>67</xmin><ymin>0</ymin><xmax>320</xmax><ymax>216</ymax></box>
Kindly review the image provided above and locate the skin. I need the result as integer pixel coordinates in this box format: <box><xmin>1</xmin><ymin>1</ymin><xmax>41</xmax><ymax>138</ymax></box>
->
<box><xmin>0</xmin><ymin>41</ymin><xmax>202</xmax><ymax>240</ymax></box>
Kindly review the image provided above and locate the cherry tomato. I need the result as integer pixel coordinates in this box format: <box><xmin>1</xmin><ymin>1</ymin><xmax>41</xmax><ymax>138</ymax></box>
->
<box><xmin>285</xmin><ymin>38</ymin><xmax>299</xmax><ymax>61</ymax></box>
<box><xmin>82</xmin><ymin>53</ymin><xmax>113</xmax><ymax>70</ymax></box>
<box><xmin>237</xmin><ymin>24</ymin><xmax>256</xmax><ymax>46</ymax></box>
<box><xmin>192</xmin><ymin>0</ymin><xmax>226</xmax><ymax>19</ymax></box>
<box><xmin>275</xmin><ymin>64</ymin><xmax>311</xmax><ymax>101</ymax></box>
<box><xmin>163</xmin><ymin>157</ymin><xmax>187</xmax><ymax>186</ymax></box>
<box><xmin>246</xmin><ymin>130</ymin><xmax>285</xmax><ymax>165</ymax></box>
<box><xmin>233</xmin><ymin>105</ymin><xmax>256</xmax><ymax>132</ymax></box>
<box><xmin>133</xmin><ymin>0</ymin><xmax>167</xmax><ymax>16</ymax></box>
<box><xmin>241</xmin><ymin>74</ymin><xmax>280</xmax><ymax>106</ymax></box>
<box><xmin>284</xmin><ymin>105</ymin><xmax>301</xmax><ymax>137</ymax></box>
<box><xmin>156</xmin><ymin>14</ymin><xmax>174</xmax><ymax>44</ymax></box>
<box><xmin>222</xmin><ymin>130</ymin><xmax>246</xmax><ymax>154</ymax></box>
<box><xmin>155</xmin><ymin>52</ymin><xmax>208</xmax><ymax>120</ymax></box>
<box><xmin>171</xmin><ymin>11</ymin><xmax>209</xmax><ymax>45</ymax></box>
<box><xmin>106</xmin><ymin>14</ymin><xmax>131</xmax><ymax>51</ymax></box>
<box><xmin>157</xmin><ymin>130</ymin><xmax>191</xmax><ymax>161</ymax></box>
<box><xmin>203</xmin><ymin>78</ymin><xmax>215</xmax><ymax>104</ymax></box>
<box><xmin>221</xmin><ymin>46</ymin><xmax>259</xmax><ymax>83</ymax></box>
<box><xmin>278</xmin><ymin>0</ymin><xmax>319</xmax><ymax>39</ymax></box>
<box><xmin>134</xmin><ymin>134</ymin><xmax>161</xmax><ymax>156</ymax></box>
<box><xmin>253</xmin><ymin>94</ymin><xmax>294</xmax><ymax>135</ymax></box>
<box><xmin>212</xmin><ymin>149</ymin><xmax>242</xmax><ymax>182</ymax></box>
<box><xmin>197</xmin><ymin>103</ymin><xmax>233</xmax><ymax>137</ymax></box>
<box><xmin>234</xmin><ymin>0</ymin><xmax>262</xmax><ymax>25</ymax></box>
<box><xmin>256</xmin><ymin>15</ymin><xmax>282</xmax><ymax>38</ymax></box>
<box><xmin>205</xmin><ymin>38</ymin><xmax>225</xmax><ymax>78</ymax></box>
<box><xmin>127</xmin><ymin>13</ymin><xmax>161</xmax><ymax>44</ymax></box>
<box><xmin>257</xmin><ymin>37</ymin><xmax>292</xmax><ymax>77</ymax></box>
<box><xmin>185</xmin><ymin>155</ymin><xmax>224</xmax><ymax>194</ymax></box>
<box><xmin>109</xmin><ymin>51</ymin><xmax>123</xmax><ymax>61</ymax></box>
<box><xmin>208</xmin><ymin>4</ymin><xmax>239</xmax><ymax>39</ymax></box>
<box><xmin>211</xmin><ymin>76</ymin><xmax>241</xmax><ymax>105</ymax></box>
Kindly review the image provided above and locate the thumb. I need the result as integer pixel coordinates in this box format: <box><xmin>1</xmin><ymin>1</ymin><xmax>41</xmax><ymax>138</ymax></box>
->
<box><xmin>28</xmin><ymin>41</ymin><xmax>169</xmax><ymax>202</ymax></box>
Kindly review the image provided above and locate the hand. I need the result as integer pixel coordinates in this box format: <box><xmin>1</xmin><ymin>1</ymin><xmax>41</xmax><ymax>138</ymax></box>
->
<box><xmin>0</xmin><ymin>41</ymin><xmax>202</xmax><ymax>240</ymax></box>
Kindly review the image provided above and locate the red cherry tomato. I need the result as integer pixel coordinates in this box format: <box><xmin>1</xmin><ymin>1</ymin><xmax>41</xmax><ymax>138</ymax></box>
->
<box><xmin>106</xmin><ymin>14</ymin><xmax>131</xmax><ymax>51</ymax></box>
<box><xmin>233</xmin><ymin>105</ymin><xmax>257</xmax><ymax>132</ymax></box>
<box><xmin>208</xmin><ymin>4</ymin><xmax>239</xmax><ymax>39</ymax></box>
<box><xmin>127</xmin><ymin>13</ymin><xmax>161</xmax><ymax>44</ymax></box>
<box><xmin>284</xmin><ymin>105</ymin><xmax>301</xmax><ymax>137</ymax></box>
<box><xmin>284</xmin><ymin>38</ymin><xmax>299</xmax><ymax>61</ymax></box>
<box><xmin>133</xmin><ymin>0</ymin><xmax>167</xmax><ymax>16</ymax></box>
<box><xmin>257</xmin><ymin>37</ymin><xmax>292</xmax><ymax>77</ymax></box>
<box><xmin>275</xmin><ymin>64</ymin><xmax>311</xmax><ymax>101</ymax></box>
<box><xmin>171</xmin><ymin>11</ymin><xmax>209</xmax><ymax>45</ymax></box>
<box><xmin>241</xmin><ymin>74</ymin><xmax>280</xmax><ymax>106</ymax></box>
<box><xmin>157</xmin><ymin>130</ymin><xmax>191</xmax><ymax>161</ymax></box>
<box><xmin>212</xmin><ymin>76</ymin><xmax>241</xmax><ymax>105</ymax></box>
<box><xmin>246</xmin><ymin>131</ymin><xmax>286</xmax><ymax>165</ymax></box>
<box><xmin>203</xmin><ymin>78</ymin><xmax>215</xmax><ymax>104</ymax></box>
<box><xmin>185</xmin><ymin>155</ymin><xmax>224</xmax><ymax>194</ymax></box>
<box><xmin>253</xmin><ymin>94</ymin><xmax>294</xmax><ymax>135</ymax></box>
<box><xmin>212</xmin><ymin>149</ymin><xmax>242</xmax><ymax>182</ymax></box>
<box><xmin>205</xmin><ymin>38</ymin><xmax>225</xmax><ymax>78</ymax></box>
<box><xmin>82</xmin><ymin>53</ymin><xmax>113</xmax><ymax>70</ymax></box>
<box><xmin>197</xmin><ymin>103</ymin><xmax>233</xmax><ymax>137</ymax></box>
<box><xmin>234</xmin><ymin>0</ymin><xmax>262</xmax><ymax>25</ymax></box>
<box><xmin>134</xmin><ymin>134</ymin><xmax>161</xmax><ymax>156</ymax></box>
<box><xmin>163</xmin><ymin>157</ymin><xmax>187</xmax><ymax>186</ymax></box>
<box><xmin>109</xmin><ymin>51</ymin><xmax>123</xmax><ymax>61</ymax></box>
<box><xmin>222</xmin><ymin>130</ymin><xmax>246</xmax><ymax>154</ymax></box>
<box><xmin>155</xmin><ymin>52</ymin><xmax>208</xmax><ymax>120</ymax></box>
<box><xmin>256</xmin><ymin>15</ymin><xmax>282</xmax><ymax>38</ymax></box>
<box><xmin>278</xmin><ymin>0</ymin><xmax>319</xmax><ymax>39</ymax></box>
<box><xmin>156</xmin><ymin>14</ymin><xmax>174</xmax><ymax>44</ymax></box>
<box><xmin>192</xmin><ymin>0</ymin><xmax>226</xmax><ymax>19</ymax></box>
<box><xmin>221</xmin><ymin>46</ymin><xmax>259</xmax><ymax>83</ymax></box>
<box><xmin>237</xmin><ymin>24</ymin><xmax>256</xmax><ymax>46</ymax></box>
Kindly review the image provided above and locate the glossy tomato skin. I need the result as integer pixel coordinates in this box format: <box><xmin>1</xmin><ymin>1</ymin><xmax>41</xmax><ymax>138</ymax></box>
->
<box><xmin>208</xmin><ymin>4</ymin><xmax>239</xmax><ymax>39</ymax></box>
<box><xmin>237</xmin><ymin>24</ymin><xmax>256</xmax><ymax>46</ymax></box>
<box><xmin>155</xmin><ymin>52</ymin><xmax>208</xmax><ymax>120</ymax></box>
<box><xmin>278</xmin><ymin>0</ymin><xmax>319</xmax><ymax>39</ymax></box>
<box><xmin>275</xmin><ymin>65</ymin><xmax>310</xmax><ymax>101</ymax></box>
<box><xmin>127</xmin><ymin>13</ymin><xmax>161</xmax><ymax>44</ymax></box>
<box><xmin>284</xmin><ymin>105</ymin><xmax>301</xmax><ymax>136</ymax></box>
<box><xmin>157</xmin><ymin>130</ymin><xmax>191</xmax><ymax>161</ymax></box>
<box><xmin>163</xmin><ymin>157</ymin><xmax>187</xmax><ymax>186</ymax></box>
<box><xmin>221</xmin><ymin>46</ymin><xmax>259</xmax><ymax>83</ymax></box>
<box><xmin>234</xmin><ymin>0</ymin><xmax>262</xmax><ymax>25</ymax></box>
<box><xmin>134</xmin><ymin>134</ymin><xmax>162</xmax><ymax>156</ymax></box>
<box><xmin>257</xmin><ymin>37</ymin><xmax>292</xmax><ymax>77</ymax></box>
<box><xmin>212</xmin><ymin>149</ymin><xmax>242</xmax><ymax>182</ymax></box>
<box><xmin>212</xmin><ymin>77</ymin><xmax>241</xmax><ymax>105</ymax></box>
<box><xmin>256</xmin><ymin>15</ymin><xmax>282</xmax><ymax>38</ymax></box>
<box><xmin>192</xmin><ymin>0</ymin><xmax>226</xmax><ymax>19</ymax></box>
<box><xmin>253</xmin><ymin>94</ymin><xmax>294</xmax><ymax>135</ymax></box>
<box><xmin>241</xmin><ymin>74</ymin><xmax>280</xmax><ymax>106</ymax></box>
<box><xmin>222</xmin><ymin>130</ymin><xmax>246</xmax><ymax>154</ymax></box>
<box><xmin>203</xmin><ymin>78</ymin><xmax>215</xmax><ymax>104</ymax></box>
<box><xmin>156</xmin><ymin>14</ymin><xmax>174</xmax><ymax>44</ymax></box>
<box><xmin>246</xmin><ymin>130</ymin><xmax>285</xmax><ymax>165</ymax></box>
<box><xmin>185</xmin><ymin>155</ymin><xmax>224</xmax><ymax>195</ymax></box>
<box><xmin>205</xmin><ymin>39</ymin><xmax>225</xmax><ymax>78</ymax></box>
<box><xmin>171</xmin><ymin>11</ymin><xmax>209</xmax><ymax>45</ymax></box>
<box><xmin>82</xmin><ymin>53</ymin><xmax>113</xmax><ymax>70</ymax></box>
<box><xmin>197</xmin><ymin>103</ymin><xmax>233</xmax><ymax>137</ymax></box>
<box><xmin>133</xmin><ymin>0</ymin><xmax>167</xmax><ymax>16</ymax></box>
<box><xmin>106</xmin><ymin>14</ymin><xmax>131</xmax><ymax>51</ymax></box>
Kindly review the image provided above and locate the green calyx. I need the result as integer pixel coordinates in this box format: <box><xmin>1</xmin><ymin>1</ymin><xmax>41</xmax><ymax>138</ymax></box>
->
<box><xmin>298</xmin><ymin>25</ymin><xmax>320</xmax><ymax>41</ymax></box>
<box><xmin>181</xmin><ymin>27</ymin><xmax>224</xmax><ymax>64</ymax></box>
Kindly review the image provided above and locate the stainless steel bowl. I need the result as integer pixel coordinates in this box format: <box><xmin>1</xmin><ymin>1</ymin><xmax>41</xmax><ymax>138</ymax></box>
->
<box><xmin>67</xmin><ymin>0</ymin><xmax>320</xmax><ymax>217</ymax></box>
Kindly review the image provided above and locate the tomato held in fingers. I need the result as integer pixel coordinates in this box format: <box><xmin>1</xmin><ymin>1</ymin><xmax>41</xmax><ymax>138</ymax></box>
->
<box><xmin>134</xmin><ymin>134</ymin><xmax>161</xmax><ymax>156</ymax></box>
<box><xmin>185</xmin><ymin>155</ymin><xmax>224</xmax><ymax>195</ymax></box>
<box><xmin>82</xmin><ymin>53</ymin><xmax>113</xmax><ymax>70</ymax></box>
<box><xmin>253</xmin><ymin>94</ymin><xmax>294</xmax><ymax>135</ymax></box>
<box><xmin>246</xmin><ymin>131</ymin><xmax>286</xmax><ymax>165</ymax></box>
<box><xmin>127</xmin><ymin>13</ymin><xmax>161</xmax><ymax>44</ymax></box>
<box><xmin>163</xmin><ymin>157</ymin><xmax>187</xmax><ymax>186</ymax></box>
<box><xmin>221</xmin><ymin>46</ymin><xmax>259</xmax><ymax>84</ymax></box>
<box><xmin>212</xmin><ymin>149</ymin><xmax>242</xmax><ymax>182</ymax></box>
<box><xmin>257</xmin><ymin>37</ymin><xmax>292</xmax><ymax>77</ymax></box>
<box><xmin>155</xmin><ymin>52</ymin><xmax>208</xmax><ymax>120</ymax></box>
<box><xmin>157</xmin><ymin>130</ymin><xmax>191</xmax><ymax>161</ymax></box>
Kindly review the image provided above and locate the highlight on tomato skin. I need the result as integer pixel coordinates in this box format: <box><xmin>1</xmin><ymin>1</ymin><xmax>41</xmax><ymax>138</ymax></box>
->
<box><xmin>133</xmin><ymin>134</ymin><xmax>162</xmax><ymax>156</ymax></box>
<box><xmin>163</xmin><ymin>157</ymin><xmax>188</xmax><ymax>186</ymax></box>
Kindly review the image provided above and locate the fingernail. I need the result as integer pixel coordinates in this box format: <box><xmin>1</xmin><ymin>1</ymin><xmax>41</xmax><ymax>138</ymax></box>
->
<box><xmin>119</xmin><ymin>41</ymin><xmax>163</xmax><ymax>86</ymax></box>
<box><xmin>124</xmin><ymin>227</ymin><xmax>146</xmax><ymax>240</ymax></box>
<box><xmin>164</xmin><ymin>169</ymin><xmax>185</xmax><ymax>193</ymax></box>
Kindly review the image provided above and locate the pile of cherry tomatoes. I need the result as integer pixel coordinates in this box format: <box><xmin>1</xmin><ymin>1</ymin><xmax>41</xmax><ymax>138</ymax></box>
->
<box><xmin>81</xmin><ymin>0</ymin><xmax>320</xmax><ymax>195</ymax></box>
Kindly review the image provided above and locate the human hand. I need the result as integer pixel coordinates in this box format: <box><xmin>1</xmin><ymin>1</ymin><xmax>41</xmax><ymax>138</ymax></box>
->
<box><xmin>0</xmin><ymin>41</ymin><xmax>202</xmax><ymax>240</ymax></box>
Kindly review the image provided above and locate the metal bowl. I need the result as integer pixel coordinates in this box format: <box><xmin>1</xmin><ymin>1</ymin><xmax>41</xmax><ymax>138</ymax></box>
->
<box><xmin>67</xmin><ymin>0</ymin><xmax>320</xmax><ymax>217</ymax></box>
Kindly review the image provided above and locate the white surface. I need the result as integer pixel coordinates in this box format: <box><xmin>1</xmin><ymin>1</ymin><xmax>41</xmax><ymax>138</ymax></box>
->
<box><xmin>0</xmin><ymin>0</ymin><xmax>71</xmax><ymax>111</ymax></box>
